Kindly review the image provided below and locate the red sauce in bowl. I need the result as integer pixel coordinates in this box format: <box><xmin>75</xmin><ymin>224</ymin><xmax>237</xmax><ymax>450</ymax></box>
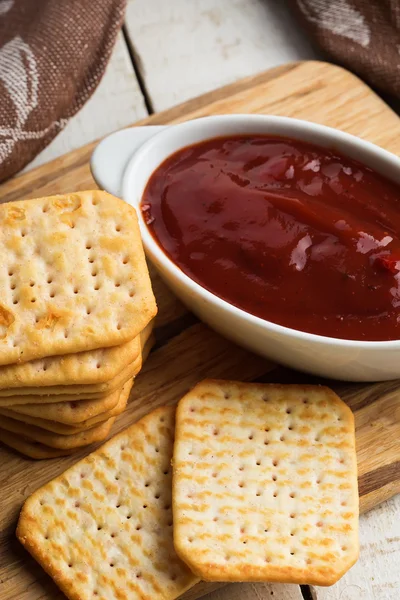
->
<box><xmin>141</xmin><ymin>135</ymin><xmax>400</xmax><ymax>341</ymax></box>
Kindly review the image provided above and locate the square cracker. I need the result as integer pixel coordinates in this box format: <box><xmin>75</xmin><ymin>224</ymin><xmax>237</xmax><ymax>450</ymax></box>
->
<box><xmin>172</xmin><ymin>380</ymin><xmax>359</xmax><ymax>586</ymax></box>
<box><xmin>0</xmin><ymin>378</ymin><xmax>134</xmax><ymax>434</ymax></box>
<box><xmin>17</xmin><ymin>406</ymin><xmax>199</xmax><ymax>599</ymax></box>
<box><xmin>0</xmin><ymin>335</ymin><xmax>140</xmax><ymax>390</ymax></box>
<box><xmin>0</xmin><ymin>191</ymin><xmax>157</xmax><ymax>366</ymax></box>
<box><xmin>0</xmin><ymin>429</ymin><xmax>76</xmax><ymax>459</ymax></box>
<box><xmin>0</xmin><ymin>414</ymin><xmax>116</xmax><ymax>449</ymax></box>
<box><xmin>0</xmin><ymin>320</ymin><xmax>153</xmax><ymax>400</ymax></box>
<box><xmin>7</xmin><ymin>331</ymin><xmax>154</xmax><ymax>421</ymax></box>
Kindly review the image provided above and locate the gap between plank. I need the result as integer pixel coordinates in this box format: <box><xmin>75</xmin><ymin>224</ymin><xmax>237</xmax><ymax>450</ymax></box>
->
<box><xmin>122</xmin><ymin>24</ymin><xmax>155</xmax><ymax>114</ymax></box>
<box><xmin>301</xmin><ymin>585</ymin><xmax>316</xmax><ymax>600</ymax></box>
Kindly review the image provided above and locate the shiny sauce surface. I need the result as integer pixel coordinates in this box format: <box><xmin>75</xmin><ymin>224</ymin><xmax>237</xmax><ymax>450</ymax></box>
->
<box><xmin>141</xmin><ymin>135</ymin><xmax>400</xmax><ymax>341</ymax></box>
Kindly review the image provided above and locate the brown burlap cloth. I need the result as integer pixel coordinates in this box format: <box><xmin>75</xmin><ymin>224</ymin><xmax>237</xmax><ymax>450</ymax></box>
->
<box><xmin>295</xmin><ymin>0</ymin><xmax>400</xmax><ymax>99</ymax></box>
<box><xmin>0</xmin><ymin>0</ymin><xmax>126</xmax><ymax>183</ymax></box>
<box><xmin>0</xmin><ymin>0</ymin><xmax>399</xmax><ymax>183</ymax></box>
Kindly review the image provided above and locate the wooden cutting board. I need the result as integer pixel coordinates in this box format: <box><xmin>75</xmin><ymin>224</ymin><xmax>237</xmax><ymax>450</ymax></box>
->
<box><xmin>0</xmin><ymin>60</ymin><xmax>399</xmax><ymax>600</ymax></box>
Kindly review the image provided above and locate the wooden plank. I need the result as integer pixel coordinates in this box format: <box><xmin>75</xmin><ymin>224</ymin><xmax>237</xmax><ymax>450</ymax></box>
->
<box><xmin>125</xmin><ymin>0</ymin><xmax>317</xmax><ymax>110</ymax></box>
<box><xmin>311</xmin><ymin>495</ymin><xmax>400</xmax><ymax>600</ymax></box>
<box><xmin>26</xmin><ymin>34</ymin><xmax>148</xmax><ymax>170</ymax></box>
<box><xmin>0</xmin><ymin>62</ymin><xmax>400</xmax><ymax>600</ymax></box>
<box><xmin>200</xmin><ymin>582</ymin><xmax>304</xmax><ymax>600</ymax></box>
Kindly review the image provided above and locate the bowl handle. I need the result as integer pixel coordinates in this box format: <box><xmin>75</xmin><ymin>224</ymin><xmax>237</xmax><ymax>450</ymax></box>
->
<box><xmin>90</xmin><ymin>126</ymin><xmax>165</xmax><ymax>197</ymax></box>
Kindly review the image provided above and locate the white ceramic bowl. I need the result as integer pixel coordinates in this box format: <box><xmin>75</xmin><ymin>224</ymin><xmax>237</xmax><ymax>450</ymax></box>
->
<box><xmin>91</xmin><ymin>115</ymin><xmax>400</xmax><ymax>381</ymax></box>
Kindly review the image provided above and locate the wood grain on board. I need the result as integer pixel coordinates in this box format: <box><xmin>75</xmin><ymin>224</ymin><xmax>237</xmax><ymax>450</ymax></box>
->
<box><xmin>0</xmin><ymin>61</ymin><xmax>399</xmax><ymax>600</ymax></box>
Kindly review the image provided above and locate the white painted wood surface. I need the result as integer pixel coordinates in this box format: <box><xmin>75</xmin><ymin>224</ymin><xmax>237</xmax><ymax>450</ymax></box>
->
<box><xmin>27</xmin><ymin>33</ymin><xmax>148</xmax><ymax>171</ymax></box>
<box><xmin>125</xmin><ymin>0</ymin><xmax>318</xmax><ymax>111</ymax></box>
<box><xmin>18</xmin><ymin>0</ymin><xmax>400</xmax><ymax>597</ymax></box>
<box><xmin>202</xmin><ymin>582</ymin><xmax>304</xmax><ymax>600</ymax></box>
<box><xmin>312</xmin><ymin>495</ymin><xmax>400</xmax><ymax>600</ymax></box>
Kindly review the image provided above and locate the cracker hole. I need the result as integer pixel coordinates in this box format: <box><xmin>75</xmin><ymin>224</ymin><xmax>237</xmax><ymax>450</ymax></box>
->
<box><xmin>290</xmin><ymin>513</ymin><xmax>296</xmax><ymax>519</ymax></box>
<box><xmin>121</xmin><ymin>445</ymin><xmax>126</xmax><ymax>450</ymax></box>
<box><xmin>74</xmin><ymin>287</ymin><xmax>79</xmax><ymax>294</ymax></box>
<box><xmin>286</xmin><ymin>409</ymin><xmax>292</xmax><ymax>414</ymax></box>
<box><xmin>91</xmin><ymin>269</ymin><xmax>98</xmax><ymax>277</ymax></box>
<box><xmin>129</xmin><ymin>290</ymin><xmax>135</xmax><ymax>297</ymax></box>
<box><xmin>29</xmin><ymin>281</ymin><xmax>35</xmax><ymax>287</ymax></box>
<box><xmin>31</xmin><ymin>298</ymin><xmax>36</xmax><ymax>303</ymax></box>
<box><xmin>272</xmin><ymin>475</ymin><xmax>277</xmax><ymax>481</ymax></box>
<box><xmin>248</xmin><ymin>434</ymin><xmax>254</xmax><ymax>440</ymax></box>
<box><xmin>163</xmin><ymin>470</ymin><xmax>169</xmax><ymax>475</ymax></box>
<box><xmin>8</xmin><ymin>269</ymin><xmax>14</xmax><ymax>276</ymax></box>
<box><xmin>116</xmin><ymin>225</ymin><xmax>121</xmax><ymax>232</ymax></box>
<box><xmin>168</xmin><ymin>521</ymin><xmax>173</xmax><ymax>527</ymax></box>
<box><xmin>289</xmin><ymin>492</ymin><xmax>296</xmax><ymax>498</ymax></box>
<box><xmin>68</xmin><ymin>563</ymin><xmax>73</xmax><ymax>568</ymax></box>
<box><xmin>164</xmin><ymin>504</ymin><xmax>170</xmax><ymax>510</ymax></box>
<box><xmin>94</xmin><ymin>284</ymin><xmax>100</xmax><ymax>291</ymax></box>
<box><xmin>239</xmin><ymin>466</ymin><xmax>244</xmax><ymax>471</ymax></box>
<box><xmin>290</xmin><ymin>531</ymin><xmax>295</xmax><ymax>537</ymax></box>
<box><xmin>171</xmin><ymin>574</ymin><xmax>177</xmax><ymax>581</ymax></box>
<box><xmin>64</xmin><ymin>331</ymin><xmax>69</xmax><ymax>339</ymax></box>
<box><xmin>188</xmin><ymin>537</ymin><xmax>193</xmax><ymax>543</ymax></box>
<box><xmin>256</xmin><ymin>491</ymin><xmax>262</xmax><ymax>497</ymax></box>
<box><xmin>213</xmin><ymin>517</ymin><xmax>218</xmax><ymax>522</ymax></box>
<box><xmin>92</xmin><ymin>198</ymin><xmax>98</xmax><ymax>206</ymax></box>
<box><xmin>223</xmin><ymin>392</ymin><xmax>231</xmax><ymax>400</ymax></box>
<box><xmin>213</xmin><ymin>428</ymin><xmax>219</xmax><ymax>436</ymax></box>
<box><xmin>127</xmin><ymin>515</ymin><xmax>132</xmax><ymax>520</ymax></box>
<box><xmin>10</xmin><ymin>283</ymin><xmax>16</xmax><ymax>290</ymax></box>
<box><xmin>86</xmin><ymin>244</ymin><xmax>92</xmax><ymax>250</ymax></box>
<box><xmin>21</xmin><ymin>230</ymin><xmax>27</xmax><ymax>237</ymax></box>
<box><xmin>273</xmin><ymin>492</ymin><xmax>278</xmax><ymax>498</ymax></box>
<box><xmin>288</xmin><ymin>426</ymin><xmax>294</xmax><ymax>431</ymax></box>
<box><xmin>97</xmin><ymin>525</ymin><xmax>103</xmax><ymax>531</ymax></box>
<box><xmin>13</xmin><ymin>299</ymin><xmax>19</xmax><ymax>305</ymax></box>
<box><xmin>80</xmin><ymin>473</ymin><xmax>86</xmax><ymax>479</ymax></box>
<box><xmin>111</xmin><ymin>533</ymin><xmax>117</xmax><ymax>538</ymax></box>
<box><xmin>290</xmin><ymin>551</ymin><xmax>295</xmax><ymax>556</ymax></box>
<box><xmin>265</xmin><ymin>529</ymin><xmax>269</xmax><ymax>533</ymax></box>
<box><xmin>45</xmin><ymin>534</ymin><xmax>49</xmax><ymax>540</ymax></box>
<box><xmin>316</xmin><ymin>479</ymin><xmax>321</xmax><ymax>484</ymax></box>
<box><xmin>47</xmin><ymin>277</ymin><xmax>53</xmax><ymax>284</ymax></box>
<box><xmin>144</xmin><ymin>482</ymin><xmax>150</xmax><ymax>487</ymax></box>
<box><xmin>75</xmin><ymin>502</ymin><xmax>80</xmax><ymax>508</ymax></box>
<box><xmin>70</xmin><ymin>223</ymin><xmax>75</xmax><ymax>229</ymax></box>
<box><xmin>341</xmin><ymin>501</ymin><xmax>347</xmax><ymax>507</ymax></box>
<box><xmin>238</xmin><ymin>482</ymin><xmax>244</xmax><ymax>488</ymax></box>
<box><xmin>160</xmin><ymin>416</ymin><xmax>165</xmax><ymax>423</ymax></box>
<box><xmin>109</xmin><ymin>563</ymin><xmax>114</xmax><ymax>568</ymax></box>
<box><xmin>256</xmin><ymin>460</ymin><xmax>261</xmax><ymax>466</ymax></box>
<box><xmin>225</xmin><ymin>555</ymin><xmax>231</xmax><ymax>561</ymax></box>
<box><xmin>136</xmin><ymin>572</ymin><xmax>142</xmax><ymax>579</ymax></box>
<box><xmin>122</xmin><ymin>256</ymin><xmax>129</xmax><ymax>265</ymax></box>
<box><xmin>264</xmin><ymin>427</ymin><xmax>270</xmax><ymax>432</ymax></box>
<box><xmin>143</xmin><ymin>505</ymin><xmax>147</xmax><ymax>509</ymax></box>
<box><xmin>116</xmin><ymin>323</ymin><xmax>122</xmax><ymax>330</ymax></box>
<box><xmin>265</xmin><ymin>557</ymin><xmax>271</xmax><ymax>563</ymax></box>
<box><xmin>89</xmin><ymin>257</ymin><xmax>94</xmax><ymax>264</ymax></box>
<box><xmin>341</xmin><ymin>546</ymin><xmax>347</xmax><ymax>551</ymax></box>
<box><xmin>49</xmin><ymin>291</ymin><xmax>55</xmax><ymax>298</ymax></box>
<box><xmin>280</xmin><ymin>435</ymin><xmax>285</xmax><ymax>442</ymax></box>
<box><xmin>93</xmin><ymin>592</ymin><xmax>98</xmax><ymax>597</ymax></box>
<box><xmin>242</xmin><ymin>540</ymin><xmax>247</xmax><ymax>544</ymax></box>
<box><xmin>273</xmin><ymin>459</ymin><xmax>279</xmax><ymax>467</ymax></box>
<box><xmin>96</xmin><ymin>363</ymin><xmax>101</xmax><ymax>369</ymax></box>
<box><xmin>155</xmin><ymin>494</ymin><xmax>160</xmax><ymax>500</ymax></box>
<box><xmin>116</xmin><ymin>504</ymin><xmax>121</xmax><ymax>508</ymax></box>
<box><xmin>317</xmin><ymin>521</ymin><xmax>323</xmax><ymax>527</ymax></box>
<box><xmin>264</xmin><ymin>439</ymin><xmax>269</xmax><ymax>445</ymax></box>
<box><xmin>136</xmin><ymin>525</ymin><xmax>142</xmax><ymax>531</ymax></box>
<box><xmin>155</xmin><ymin>447</ymin><xmax>159</xmax><ymax>453</ymax></box>
<box><xmin>42</xmin><ymin>205</ymin><xmax>49</xmax><ymax>213</ymax></box>
<box><xmin>262</xmin><ymin>395</ymin><xmax>269</xmax><ymax>402</ymax></box>
<box><xmin>306</xmin><ymin>558</ymin><xmax>312</xmax><ymax>565</ymax></box>
<box><xmin>339</xmin><ymin>458</ymin><xmax>345</xmax><ymax>464</ymax></box>
<box><xmin>212</xmin><ymin>472</ymin><xmax>217</xmax><ymax>478</ymax></box>
<box><xmin>115</xmin><ymin>282</ymin><xmax>121</xmax><ymax>288</ymax></box>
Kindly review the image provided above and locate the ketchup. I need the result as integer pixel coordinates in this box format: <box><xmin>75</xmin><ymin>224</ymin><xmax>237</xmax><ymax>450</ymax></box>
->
<box><xmin>141</xmin><ymin>135</ymin><xmax>400</xmax><ymax>341</ymax></box>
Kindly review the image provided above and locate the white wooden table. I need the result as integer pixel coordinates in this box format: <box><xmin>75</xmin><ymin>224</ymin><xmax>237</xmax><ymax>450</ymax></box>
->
<box><xmin>27</xmin><ymin>2</ymin><xmax>400</xmax><ymax>598</ymax></box>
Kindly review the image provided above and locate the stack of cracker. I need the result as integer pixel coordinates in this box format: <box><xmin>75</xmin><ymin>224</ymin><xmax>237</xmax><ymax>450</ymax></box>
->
<box><xmin>0</xmin><ymin>191</ymin><xmax>157</xmax><ymax>459</ymax></box>
<box><xmin>17</xmin><ymin>380</ymin><xmax>359</xmax><ymax>600</ymax></box>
